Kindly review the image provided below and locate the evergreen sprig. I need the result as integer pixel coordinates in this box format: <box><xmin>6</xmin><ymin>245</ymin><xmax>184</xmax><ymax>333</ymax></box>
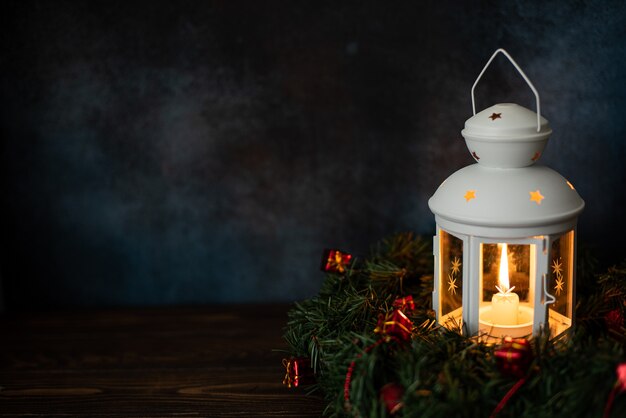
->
<box><xmin>283</xmin><ymin>233</ymin><xmax>626</xmax><ymax>417</ymax></box>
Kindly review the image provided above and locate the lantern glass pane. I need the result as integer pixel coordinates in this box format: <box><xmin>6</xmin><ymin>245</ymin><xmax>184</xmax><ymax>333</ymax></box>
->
<box><xmin>478</xmin><ymin>242</ymin><xmax>535</xmax><ymax>338</ymax></box>
<box><xmin>480</xmin><ymin>244</ymin><xmax>532</xmax><ymax>303</ymax></box>
<box><xmin>548</xmin><ymin>230</ymin><xmax>574</xmax><ymax>335</ymax></box>
<box><xmin>439</xmin><ymin>229</ymin><xmax>463</xmax><ymax>330</ymax></box>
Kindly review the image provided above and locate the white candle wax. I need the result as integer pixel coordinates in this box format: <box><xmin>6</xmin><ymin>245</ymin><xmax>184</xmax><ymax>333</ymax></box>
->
<box><xmin>491</xmin><ymin>291</ymin><xmax>519</xmax><ymax>325</ymax></box>
<box><xmin>491</xmin><ymin>243</ymin><xmax>519</xmax><ymax>325</ymax></box>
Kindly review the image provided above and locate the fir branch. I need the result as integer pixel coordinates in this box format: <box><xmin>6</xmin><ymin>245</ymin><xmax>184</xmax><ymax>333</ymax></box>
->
<box><xmin>283</xmin><ymin>233</ymin><xmax>626</xmax><ymax>417</ymax></box>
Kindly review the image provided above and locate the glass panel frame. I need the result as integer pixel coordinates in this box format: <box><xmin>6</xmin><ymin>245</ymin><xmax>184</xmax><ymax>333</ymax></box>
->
<box><xmin>547</xmin><ymin>229</ymin><xmax>576</xmax><ymax>337</ymax></box>
<box><xmin>434</xmin><ymin>227</ymin><xmax>467</xmax><ymax>332</ymax></box>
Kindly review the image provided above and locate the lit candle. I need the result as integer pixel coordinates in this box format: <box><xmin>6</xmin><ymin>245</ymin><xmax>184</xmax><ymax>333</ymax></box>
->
<box><xmin>491</xmin><ymin>243</ymin><xmax>519</xmax><ymax>325</ymax></box>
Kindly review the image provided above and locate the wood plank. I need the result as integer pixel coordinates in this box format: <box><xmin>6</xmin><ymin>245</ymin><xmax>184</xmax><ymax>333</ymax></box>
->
<box><xmin>0</xmin><ymin>305</ymin><xmax>325</xmax><ymax>417</ymax></box>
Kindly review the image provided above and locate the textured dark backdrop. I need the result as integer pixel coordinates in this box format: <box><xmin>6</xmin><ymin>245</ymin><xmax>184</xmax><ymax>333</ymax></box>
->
<box><xmin>2</xmin><ymin>0</ymin><xmax>625</xmax><ymax>310</ymax></box>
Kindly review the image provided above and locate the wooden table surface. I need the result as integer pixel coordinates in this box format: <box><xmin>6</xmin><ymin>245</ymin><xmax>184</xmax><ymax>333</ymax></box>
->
<box><xmin>0</xmin><ymin>304</ymin><xmax>325</xmax><ymax>417</ymax></box>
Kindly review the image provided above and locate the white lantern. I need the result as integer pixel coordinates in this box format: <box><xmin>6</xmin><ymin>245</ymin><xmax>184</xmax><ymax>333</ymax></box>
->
<box><xmin>428</xmin><ymin>49</ymin><xmax>585</xmax><ymax>340</ymax></box>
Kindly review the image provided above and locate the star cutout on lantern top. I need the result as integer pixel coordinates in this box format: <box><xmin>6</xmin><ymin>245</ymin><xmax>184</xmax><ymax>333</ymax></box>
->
<box><xmin>489</xmin><ymin>112</ymin><xmax>502</xmax><ymax>120</ymax></box>
<box><xmin>529</xmin><ymin>190</ymin><xmax>544</xmax><ymax>205</ymax></box>
<box><xmin>464</xmin><ymin>190</ymin><xmax>476</xmax><ymax>202</ymax></box>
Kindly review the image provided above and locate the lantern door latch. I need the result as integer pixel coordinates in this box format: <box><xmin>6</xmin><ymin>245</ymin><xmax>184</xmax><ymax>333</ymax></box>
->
<box><xmin>542</xmin><ymin>273</ymin><xmax>556</xmax><ymax>305</ymax></box>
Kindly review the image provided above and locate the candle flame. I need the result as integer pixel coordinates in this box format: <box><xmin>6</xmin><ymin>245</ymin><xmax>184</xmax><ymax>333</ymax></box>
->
<box><xmin>498</xmin><ymin>243</ymin><xmax>510</xmax><ymax>292</ymax></box>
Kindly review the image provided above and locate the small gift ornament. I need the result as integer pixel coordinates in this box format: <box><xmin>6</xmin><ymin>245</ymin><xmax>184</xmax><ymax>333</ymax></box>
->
<box><xmin>321</xmin><ymin>249</ymin><xmax>353</xmax><ymax>274</ymax></box>
<box><xmin>282</xmin><ymin>357</ymin><xmax>314</xmax><ymax>388</ymax></box>
<box><xmin>393</xmin><ymin>295</ymin><xmax>416</xmax><ymax>313</ymax></box>
<box><xmin>494</xmin><ymin>337</ymin><xmax>533</xmax><ymax>378</ymax></box>
<box><xmin>374</xmin><ymin>309</ymin><xmax>413</xmax><ymax>342</ymax></box>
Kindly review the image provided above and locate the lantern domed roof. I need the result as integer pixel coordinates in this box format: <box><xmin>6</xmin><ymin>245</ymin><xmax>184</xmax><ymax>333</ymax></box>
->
<box><xmin>463</xmin><ymin>103</ymin><xmax>551</xmax><ymax>140</ymax></box>
<box><xmin>463</xmin><ymin>103</ymin><xmax>552</xmax><ymax>169</ymax></box>
<box><xmin>428</xmin><ymin>164</ymin><xmax>584</xmax><ymax>231</ymax></box>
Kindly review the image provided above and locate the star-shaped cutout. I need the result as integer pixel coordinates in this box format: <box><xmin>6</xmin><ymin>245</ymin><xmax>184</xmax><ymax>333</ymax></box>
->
<box><xmin>451</xmin><ymin>257</ymin><xmax>462</xmax><ymax>275</ymax></box>
<box><xmin>472</xmin><ymin>151</ymin><xmax>480</xmax><ymax>161</ymax></box>
<box><xmin>529</xmin><ymin>190</ymin><xmax>544</xmax><ymax>205</ymax></box>
<box><xmin>566</xmin><ymin>180</ymin><xmax>575</xmax><ymax>190</ymax></box>
<box><xmin>531</xmin><ymin>151</ymin><xmax>541</xmax><ymax>161</ymax></box>
<box><xmin>551</xmin><ymin>258</ymin><xmax>563</xmax><ymax>277</ymax></box>
<box><xmin>554</xmin><ymin>276</ymin><xmax>565</xmax><ymax>296</ymax></box>
<box><xmin>489</xmin><ymin>112</ymin><xmax>502</xmax><ymax>121</ymax></box>
<box><xmin>447</xmin><ymin>273</ymin><xmax>458</xmax><ymax>296</ymax></box>
<box><xmin>464</xmin><ymin>190</ymin><xmax>476</xmax><ymax>202</ymax></box>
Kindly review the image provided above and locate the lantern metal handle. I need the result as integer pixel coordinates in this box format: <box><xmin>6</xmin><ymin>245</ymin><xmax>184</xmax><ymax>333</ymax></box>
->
<box><xmin>471</xmin><ymin>48</ymin><xmax>542</xmax><ymax>133</ymax></box>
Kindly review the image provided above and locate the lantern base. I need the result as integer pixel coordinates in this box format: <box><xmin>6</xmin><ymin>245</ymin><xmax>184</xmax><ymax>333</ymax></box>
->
<box><xmin>548</xmin><ymin>309</ymin><xmax>572</xmax><ymax>337</ymax></box>
<box><xmin>440</xmin><ymin>308</ymin><xmax>463</xmax><ymax>332</ymax></box>
<box><xmin>479</xmin><ymin>305</ymin><xmax>534</xmax><ymax>338</ymax></box>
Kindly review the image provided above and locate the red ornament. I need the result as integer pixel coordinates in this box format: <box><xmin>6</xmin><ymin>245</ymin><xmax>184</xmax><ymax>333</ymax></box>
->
<box><xmin>321</xmin><ymin>249</ymin><xmax>353</xmax><ymax>274</ymax></box>
<box><xmin>393</xmin><ymin>295</ymin><xmax>415</xmax><ymax>313</ymax></box>
<box><xmin>494</xmin><ymin>337</ymin><xmax>533</xmax><ymax>378</ymax></box>
<box><xmin>617</xmin><ymin>363</ymin><xmax>626</xmax><ymax>392</ymax></box>
<box><xmin>374</xmin><ymin>309</ymin><xmax>413</xmax><ymax>342</ymax></box>
<box><xmin>605</xmin><ymin>308</ymin><xmax>624</xmax><ymax>332</ymax></box>
<box><xmin>380</xmin><ymin>383</ymin><xmax>404</xmax><ymax>415</ymax></box>
<box><xmin>603</xmin><ymin>363</ymin><xmax>626</xmax><ymax>418</ymax></box>
<box><xmin>282</xmin><ymin>357</ymin><xmax>314</xmax><ymax>388</ymax></box>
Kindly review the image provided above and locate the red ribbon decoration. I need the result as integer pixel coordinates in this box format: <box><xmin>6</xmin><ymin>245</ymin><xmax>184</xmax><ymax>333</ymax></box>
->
<box><xmin>344</xmin><ymin>309</ymin><xmax>412</xmax><ymax>412</ymax></box>
<box><xmin>282</xmin><ymin>357</ymin><xmax>314</xmax><ymax>388</ymax></box>
<box><xmin>321</xmin><ymin>249</ymin><xmax>353</xmax><ymax>274</ymax></box>
<box><xmin>603</xmin><ymin>362</ymin><xmax>626</xmax><ymax>418</ymax></box>
<box><xmin>490</xmin><ymin>337</ymin><xmax>533</xmax><ymax>418</ymax></box>
<box><xmin>393</xmin><ymin>295</ymin><xmax>415</xmax><ymax>313</ymax></box>
<box><xmin>344</xmin><ymin>338</ymin><xmax>387</xmax><ymax>411</ymax></box>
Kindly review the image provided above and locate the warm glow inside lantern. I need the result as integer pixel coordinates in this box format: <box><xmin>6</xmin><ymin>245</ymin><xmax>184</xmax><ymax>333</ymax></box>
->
<box><xmin>429</xmin><ymin>49</ymin><xmax>584</xmax><ymax>340</ymax></box>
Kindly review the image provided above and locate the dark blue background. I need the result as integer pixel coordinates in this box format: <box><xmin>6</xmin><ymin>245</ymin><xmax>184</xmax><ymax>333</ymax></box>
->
<box><xmin>2</xmin><ymin>0</ymin><xmax>625</xmax><ymax>310</ymax></box>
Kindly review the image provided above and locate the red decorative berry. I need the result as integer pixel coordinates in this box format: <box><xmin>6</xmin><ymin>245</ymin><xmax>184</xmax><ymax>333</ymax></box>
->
<box><xmin>605</xmin><ymin>309</ymin><xmax>624</xmax><ymax>332</ymax></box>
<box><xmin>617</xmin><ymin>363</ymin><xmax>626</xmax><ymax>392</ymax></box>
<box><xmin>380</xmin><ymin>382</ymin><xmax>404</xmax><ymax>414</ymax></box>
